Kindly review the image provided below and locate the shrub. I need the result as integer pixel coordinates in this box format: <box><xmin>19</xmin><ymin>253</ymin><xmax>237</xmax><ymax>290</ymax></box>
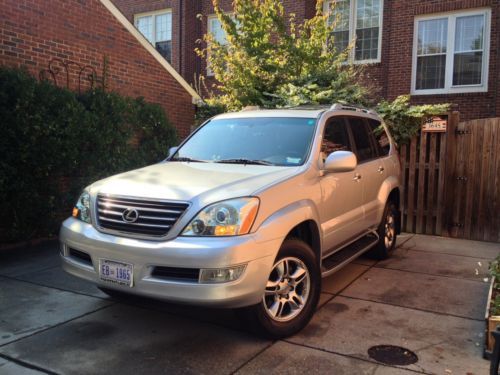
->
<box><xmin>0</xmin><ymin>67</ymin><xmax>177</xmax><ymax>243</ymax></box>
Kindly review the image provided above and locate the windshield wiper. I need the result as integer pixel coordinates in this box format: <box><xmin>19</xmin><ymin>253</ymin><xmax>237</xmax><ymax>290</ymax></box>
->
<box><xmin>170</xmin><ymin>156</ymin><xmax>207</xmax><ymax>163</ymax></box>
<box><xmin>216</xmin><ymin>158</ymin><xmax>274</xmax><ymax>166</ymax></box>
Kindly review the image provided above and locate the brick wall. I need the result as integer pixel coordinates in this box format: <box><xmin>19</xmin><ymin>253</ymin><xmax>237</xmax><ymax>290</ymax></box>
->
<box><xmin>113</xmin><ymin>0</ymin><xmax>201</xmax><ymax>86</ymax></box>
<box><xmin>379</xmin><ymin>0</ymin><xmax>499</xmax><ymax>121</ymax></box>
<box><xmin>0</xmin><ymin>0</ymin><xmax>196</xmax><ymax>139</ymax></box>
<box><xmin>111</xmin><ymin>0</ymin><xmax>500</xmax><ymax>121</ymax></box>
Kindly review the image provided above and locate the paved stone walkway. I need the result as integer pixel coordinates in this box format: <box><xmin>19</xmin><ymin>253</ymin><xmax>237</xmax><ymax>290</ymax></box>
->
<box><xmin>0</xmin><ymin>234</ymin><xmax>498</xmax><ymax>374</ymax></box>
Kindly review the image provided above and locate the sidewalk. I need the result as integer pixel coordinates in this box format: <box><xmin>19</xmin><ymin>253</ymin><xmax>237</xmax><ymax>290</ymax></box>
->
<box><xmin>0</xmin><ymin>234</ymin><xmax>497</xmax><ymax>374</ymax></box>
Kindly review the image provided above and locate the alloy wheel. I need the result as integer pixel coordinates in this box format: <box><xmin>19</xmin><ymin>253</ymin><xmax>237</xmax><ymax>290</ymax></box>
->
<box><xmin>262</xmin><ymin>257</ymin><xmax>310</xmax><ymax>322</ymax></box>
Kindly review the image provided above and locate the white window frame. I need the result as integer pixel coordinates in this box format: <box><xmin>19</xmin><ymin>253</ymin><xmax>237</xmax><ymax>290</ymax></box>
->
<box><xmin>324</xmin><ymin>0</ymin><xmax>384</xmax><ymax>64</ymax></box>
<box><xmin>206</xmin><ymin>14</ymin><xmax>232</xmax><ymax>76</ymax></box>
<box><xmin>411</xmin><ymin>8</ymin><xmax>491</xmax><ymax>95</ymax></box>
<box><xmin>134</xmin><ymin>9</ymin><xmax>172</xmax><ymax>47</ymax></box>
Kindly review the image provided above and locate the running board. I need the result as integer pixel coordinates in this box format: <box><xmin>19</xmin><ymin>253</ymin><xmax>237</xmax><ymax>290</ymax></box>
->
<box><xmin>321</xmin><ymin>233</ymin><xmax>379</xmax><ymax>278</ymax></box>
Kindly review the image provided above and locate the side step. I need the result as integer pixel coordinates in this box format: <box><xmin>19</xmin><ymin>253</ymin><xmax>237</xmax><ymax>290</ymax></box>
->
<box><xmin>321</xmin><ymin>233</ymin><xmax>379</xmax><ymax>278</ymax></box>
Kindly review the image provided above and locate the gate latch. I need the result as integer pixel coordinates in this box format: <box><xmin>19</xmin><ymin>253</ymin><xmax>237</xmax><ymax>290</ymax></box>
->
<box><xmin>456</xmin><ymin>176</ymin><xmax>468</xmax><ymax>182</ymax></box>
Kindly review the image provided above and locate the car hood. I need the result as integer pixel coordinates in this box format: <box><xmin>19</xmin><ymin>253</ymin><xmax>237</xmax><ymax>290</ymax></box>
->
<box><xmin>90</xmin><ymin>161</ymin><xmax>301</xmax><ymax>205</ymax></box>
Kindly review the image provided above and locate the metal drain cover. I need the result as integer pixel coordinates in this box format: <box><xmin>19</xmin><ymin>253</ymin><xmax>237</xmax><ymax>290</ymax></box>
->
<box><xmin>368</xmin><ymin>345</ymin><xmax>418</xmax><ymax>366</ymax></box>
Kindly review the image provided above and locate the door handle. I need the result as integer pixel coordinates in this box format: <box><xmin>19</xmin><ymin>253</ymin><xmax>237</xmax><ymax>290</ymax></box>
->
<box><xmin>377</xmin><ymin>166</ymin><xmax>385</xmax><ymax>173</ymax></box>
<box><xmin>353</xmin><ymin>173</ymin><xmax>362</xmax><ymax>181</ymax></box>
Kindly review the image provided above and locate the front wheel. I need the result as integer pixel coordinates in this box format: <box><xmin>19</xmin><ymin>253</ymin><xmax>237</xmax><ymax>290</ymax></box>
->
<box><xmin>240</xmin><ymin>239</ymin><xmax>321</xmax><ymax>339</ymax></box>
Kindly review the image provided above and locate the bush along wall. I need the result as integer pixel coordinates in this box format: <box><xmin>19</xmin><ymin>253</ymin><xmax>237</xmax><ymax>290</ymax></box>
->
<box><xmin>0</xmin><ymin>67</ymin><xmax>177</xmax><ymax>243</ymax></box>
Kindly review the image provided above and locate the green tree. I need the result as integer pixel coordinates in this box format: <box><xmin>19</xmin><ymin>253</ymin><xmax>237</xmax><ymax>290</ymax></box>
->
<box><xmin>198</xmin><ymin>0</ymin><xmax>369</xmax><ymax>110</ymax></box>
<box><xmin>197</xmin><ymin>0</ymin><xmax>449</xmax><ymax>143</ymax></box>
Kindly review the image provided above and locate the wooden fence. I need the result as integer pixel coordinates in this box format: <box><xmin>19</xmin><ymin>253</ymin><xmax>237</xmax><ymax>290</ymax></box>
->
<box><xmin>400</xmin><ymin>112</ymin><xmax>500</xmax><ymax>242</ymax></box>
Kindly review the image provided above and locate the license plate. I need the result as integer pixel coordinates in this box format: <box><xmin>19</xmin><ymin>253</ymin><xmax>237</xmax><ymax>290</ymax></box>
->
<box><xmin>99</xmin><ymin>259</ymin><xmax>134</xmax><ymax>287</ymax></box>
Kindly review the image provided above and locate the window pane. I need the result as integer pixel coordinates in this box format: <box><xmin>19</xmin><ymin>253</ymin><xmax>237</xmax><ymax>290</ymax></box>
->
<box><xmin>329</xmin><ymin>0</ymin><xmax>350</xmax><ymax>31</ymax></box>
<box><xmin>136</xmin><ymin>16</ymin><xmax>153</xmax><ymax>43</ymax></box>
<box><xmin>455</xmin><ymin>15</ymin><xmax>484</xmax><ymax>52</ymax></box>
<box><xmin>453</xmin><ymin>51</ymin><xmax>482</xmax><ymax>85</ymax></box>
<box><xmin>322</xmin><ymin>118</ymin><xmax>351</xmax><ymax>161</ymax></box>
<box><xmin>332</xmin><ymin>30</ymin><xmax>349</xmax><ymax>52</ymax></box>
<box><xmin>367</xmin><ymin>119</ymin><xmax>390</xmax><ymax>156</ymax></box>
<box><xmin>416</xmin><ymin>55</ymin><xmax>446</xmax><ymax>90</ymax></box>
<box><xmin>156</xmin><ymin>41</ymin><xmax>172</xmax><ymax>63</ymax></box>
<box><xmin>356</xmin><ymin>0</ymin><xmax>380</xmax><ymax>29</ymax></box>
<box><xmin>349</xmin><ymin>117</ymin><xmax>375</xmax><ymax>162</ymax></box>
<box><xmin>156</xmin><ymin>13</ymin><xmax>172</xmax><ymax>42</ymax></box>
<box><xmin>355</xmin><ymin>0</ymin><xmax>380</xmax><ymax>60</ymax></box>
<box><xmin>417</xmin><ymin>18</ymin><xmax>447</xmax><ymax>55</ymax></box>
<box><xmin>355</xmin><ymin>27</ymin><xmax>379</xmax><ymax>60</ymax></box>
<box><xmin>209</xmin><ymin>18</ymin><xmax>227</xmax><ymax>45</ymax></box>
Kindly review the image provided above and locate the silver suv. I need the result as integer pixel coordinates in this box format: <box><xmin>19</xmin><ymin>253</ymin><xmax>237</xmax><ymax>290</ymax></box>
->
<box><xmin>60</xmin><ymin>104</ymin><xmax>401</xmax><ymax>338</ymax></box>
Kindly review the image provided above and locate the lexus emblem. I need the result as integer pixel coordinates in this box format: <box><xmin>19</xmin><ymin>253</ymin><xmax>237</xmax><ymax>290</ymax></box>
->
<box><xmin>122</xmin><ymin>208</ymin><xmax>139</xmax><ymax>223</ymax></box>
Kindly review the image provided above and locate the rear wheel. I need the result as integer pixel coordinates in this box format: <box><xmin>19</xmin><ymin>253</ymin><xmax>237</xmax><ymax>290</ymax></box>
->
<box><xmin>368</xmin><ymin>201</ymin><xmax>398</xmax><ymax>260</ymax></box>
<box><xmin>240</xmin><ymin>239</ymin><xmax>321</xmax><ymax>339</ymax></box>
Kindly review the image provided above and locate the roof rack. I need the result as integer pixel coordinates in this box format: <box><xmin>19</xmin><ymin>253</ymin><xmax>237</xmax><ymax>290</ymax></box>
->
<box><xmin>241</xmin><ymin>105</ymin><xmax>261</xmax><ymax>112</ymax></box>
<box><xmin>330</xmin><ymin>103</ymin><xmax>377</xmax><ymax>116</ymax></box>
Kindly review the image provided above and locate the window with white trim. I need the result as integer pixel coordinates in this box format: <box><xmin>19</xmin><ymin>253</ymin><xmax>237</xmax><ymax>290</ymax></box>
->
<box><xmin>325</xmin><ymin>0</ymin><xmax>383</xmax><ymax>63</ymax></box>
<box><xmin>208</xmin><ymin>16</ymin><xmax>228</xmax><ymax>46</ymax></box>
<box><xmin>412</xmin><ymin>9</ymin><xmax>490</xmax><ymax>94</ymax></box>
<box><xmin>134</xmin><ymin>10</ymin><xmax>172</xmax><ymax>63</ymax></box>
<box><xmin>207</xmin><ymin>15</ymin><xmax>233</xmax><ymax>76</ymax></box>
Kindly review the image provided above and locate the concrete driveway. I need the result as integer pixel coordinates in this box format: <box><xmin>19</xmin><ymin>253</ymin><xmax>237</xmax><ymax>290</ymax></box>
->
<box><xmin>0</xmin><ymin>234</ymin><xmax>498</xmax><ymax>374</ymax></box>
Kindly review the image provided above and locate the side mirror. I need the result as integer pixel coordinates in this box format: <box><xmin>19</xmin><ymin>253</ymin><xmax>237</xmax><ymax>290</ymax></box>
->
<box><xmin>168</xmin><ymin>146</ymin><xmax>179</xmax><ymax>158</ymax></box>
<box><xmin>324</xmin><ymin>151</ymin><xmax>357</xmax><ymax>173</ymax></box>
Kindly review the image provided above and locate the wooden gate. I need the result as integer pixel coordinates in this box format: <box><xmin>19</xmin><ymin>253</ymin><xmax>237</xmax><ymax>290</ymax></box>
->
<box><xmin>400</xmin><ymin>112</ymin><xmax>500</xmax><ymax>242</ymax></box>
<box><xmin>444</xmin><ymin>116</ymin><xmax>500</xmax><ymax>242</ymax></box>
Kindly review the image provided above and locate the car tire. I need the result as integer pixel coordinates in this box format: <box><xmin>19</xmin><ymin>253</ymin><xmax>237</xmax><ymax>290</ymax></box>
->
<box><xmin>240</xmin><ymin>238</ymin><xmax>321</xmax><ymax>339</ymax></box>
<box><xmin>368</xmin><ymin>200</ymin><xmax>398</xmax><ymax>260</ymax></box>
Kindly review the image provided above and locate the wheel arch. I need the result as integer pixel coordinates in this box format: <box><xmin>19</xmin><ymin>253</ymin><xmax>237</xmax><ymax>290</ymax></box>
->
<box><xmin>284</xmin><ymin>220</ymin><xmax>322</xmax><ymax>266</ymax></box>
<box><xmin>376</xmin><ymin>177</ymin><xmax>402</xmax><ymax>234</ymax></box>
<box><xmin>253</xmin><ymin>200</ymin><xmax>323</xmax><ymax>264</ymax></box>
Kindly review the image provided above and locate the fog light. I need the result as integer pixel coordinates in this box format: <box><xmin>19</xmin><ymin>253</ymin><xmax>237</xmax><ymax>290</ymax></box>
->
<box><xmin>199</xmin><ymin>265</ymin><xmax>246</xmax><ymax>283</ymax></box>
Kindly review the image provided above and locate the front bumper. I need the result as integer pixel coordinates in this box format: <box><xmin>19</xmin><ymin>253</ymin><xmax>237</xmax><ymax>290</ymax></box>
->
<box><xmin>60</xmin><ymin>217</ymin><xmax>280</xmax><ymax>308</ymax></box>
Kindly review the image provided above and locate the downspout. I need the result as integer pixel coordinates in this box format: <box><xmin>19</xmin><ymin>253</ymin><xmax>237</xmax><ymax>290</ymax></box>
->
<box><xmin>179</xmin><ymin>0</ymin><xmax>183</xmax><ymax>77</ymax></box>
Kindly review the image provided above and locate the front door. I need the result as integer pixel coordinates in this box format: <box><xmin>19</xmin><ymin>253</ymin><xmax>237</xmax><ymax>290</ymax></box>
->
<box><xmin>319</xmin><ymin>116</ymin><xmax>365</xmax><ymax>254</ymax></box>
<box><xmin>347</xmin><ymin>116</ymin><xmax>386</xmax><ymax>229</ymax></box>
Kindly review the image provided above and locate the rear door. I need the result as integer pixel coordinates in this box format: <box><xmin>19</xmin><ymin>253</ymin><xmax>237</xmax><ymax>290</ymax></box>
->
<box><xmin>347</xmin><ymin>116</ymin><xmax>386</xmax><ymax>229</ymax></box>
<box><xmin>319</xmin><ymin>116</ymin><xmax>365</xmax><ymax>253</ymax></box>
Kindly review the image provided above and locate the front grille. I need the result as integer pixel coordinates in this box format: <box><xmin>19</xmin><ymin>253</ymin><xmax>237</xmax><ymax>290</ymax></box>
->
<box><xmin>151</xmin><ymin>266</ymin><xmax>200</xmax><ymax>282</ymax></box>
<box><xmin>96</xmin><ymin>194</ymin><xmax>189</xmax><ymax>237</ymax></box>
<box><xmin>69</xmin><ymin>248</ymin><xmax>93</xmax><ymax>266</ymax></box>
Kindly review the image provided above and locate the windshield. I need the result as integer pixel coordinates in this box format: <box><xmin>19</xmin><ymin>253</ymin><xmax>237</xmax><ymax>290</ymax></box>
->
<box><xmin>172</xmin><ymin>117</ymin><xmax>317</xmax><ymax>166</ymax></box>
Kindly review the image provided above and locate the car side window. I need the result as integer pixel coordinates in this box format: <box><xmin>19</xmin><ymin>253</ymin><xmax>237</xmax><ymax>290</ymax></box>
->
<box><xmin>367</xmin><ymin>119</ymin><xmax>391</xmax><ymax>156</ymax></box>
<box><xmin>348</xmin><ymin>117</ymin><xmax>377</xmax><ymax>162</ymax></box>
<box><xmin>321</xmin><ymin>117</ymin><xmax>352</xmax><ymax>162</ymax></box>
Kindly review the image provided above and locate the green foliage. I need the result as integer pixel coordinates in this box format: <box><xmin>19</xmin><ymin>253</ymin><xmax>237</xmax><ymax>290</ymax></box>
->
<box><xmin>376</xmin><ymin>95</ymin><xmax>450</xmax><ymax>144</ymax></box>
<box><xmin>0</xmin><ymin>67</ymin><xmax>177</xmax><ymax>242</ymax></box>
<box><xmin>195</xmin><ymin>98</ymin><xmax>227</xmax><ymax>126</ymax></box>
<box><xmin>490</xmin><ymin>256</ymin><xmax>500</xmax><ymax>316</ymax></box>
<box><xmin>197</xmin><ymin>0</ymin><xmax>369</xmax><ymax>110</ymax></box>
<box><xmin>196</xmin><ymin>0</ymin><xmax>449</xmax><ymax>142</ymax></box>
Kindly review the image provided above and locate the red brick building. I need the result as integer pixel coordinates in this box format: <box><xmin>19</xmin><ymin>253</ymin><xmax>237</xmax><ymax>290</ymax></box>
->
<box><xmin>113</xmin><ymin>0</ymin><xmax>500</xmax><ymax>121</ymax></box>
<box><xmin>0</xmin><ymin>0</ymin><xmax>201</xmax><ymax>138</ymax></box>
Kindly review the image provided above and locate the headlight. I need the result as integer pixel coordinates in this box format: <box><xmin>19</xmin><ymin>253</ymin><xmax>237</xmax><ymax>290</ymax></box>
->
<box><xmin>182</xmin><ymin>197</ymin><xmax>259</xmax><ymax>236</ymax></box>
<box><xmin>72</xmin><ymin>191</ymin><xmax>91</xmax><ymax>223</ymax></box>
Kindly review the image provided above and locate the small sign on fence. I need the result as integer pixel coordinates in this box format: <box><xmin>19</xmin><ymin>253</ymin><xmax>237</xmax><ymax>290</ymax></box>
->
<box><xmin>422</xmin><ymin>116</ymin><xmax>447</xmax><ymax>132</ymax></box>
